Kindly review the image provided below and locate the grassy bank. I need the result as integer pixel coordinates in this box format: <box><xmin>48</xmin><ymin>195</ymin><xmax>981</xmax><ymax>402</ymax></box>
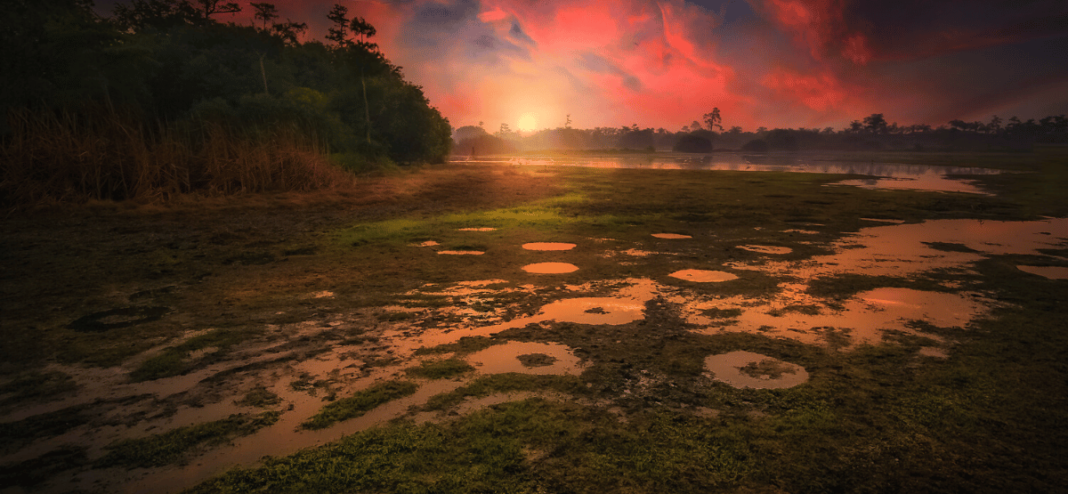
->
<box><xmin>0</xmin><ymin>153</ymin><xmax>1065</xmax><ymax>493</ymax></box>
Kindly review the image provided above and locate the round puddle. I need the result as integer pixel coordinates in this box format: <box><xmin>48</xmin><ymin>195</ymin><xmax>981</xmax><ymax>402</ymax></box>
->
<box><xmin>652</xmin><ymin>233</ymin><xmax>691</xmax><ymax>239</ymax></box>
<box><xmin>523</xmin><ymin>262</ymin><xmax>579</xmax><ymax>274</ymax></box>
<box><xmin>669</xmin><ymin>269</ymin><xmax>738</xmax><ymax>282</ymax></box>
<box><xmin>458</xmin><ymin>227</ymin><xmax>496</xmax><ymax>232</ymax></box>
<box><xmin>466</xmin><ymin>341</ymin><xmax>584</xmax><ymax>375</ymax></box>
<box><xmin>704</xmin><ymin>351</ymin><xmax>809</xmax><ymax>389</ymax></box>
<box><xmin>1016</xmin><ymin>265</ymin><xmax>1068</xmax><ymax>280</ymax></box>
<box><xmin>522</xmin><ymin>242</ymin><xmax>576</xmax><ymax>251</ymax></box>
<box><xmin>738</xmin><ymin>245</ymin><xmax>792</xmax><ymax>255</ymax></box>
<box><xmin>437</xmin><ymin>250</ymin><xmax>485</xmax><ymax>255</ymax></box>
<box><xmin>538</xmin><ymin>297</ymin><xmax>646</xmax><ymax>325</ymax></box>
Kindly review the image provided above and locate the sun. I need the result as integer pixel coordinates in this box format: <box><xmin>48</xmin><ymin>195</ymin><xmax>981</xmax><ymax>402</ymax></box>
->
<box><xmin>517</xmin><ymin>113</ymin><xmax>537</xmax><ymax>132</ymax></box>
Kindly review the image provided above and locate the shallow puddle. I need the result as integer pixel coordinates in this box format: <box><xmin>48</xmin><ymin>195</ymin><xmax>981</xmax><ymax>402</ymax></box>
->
<box><xmin>704</xmin><ymin>351</ymin><xmax>809</xmax><ymax>389</ymax></box>
<box><xmin>1016</xmin><ymin>265</ymin><xmax>1068</xmax><ymax>280</ymax></box>
<box><xmin>652</xmin><ymin>233</ymin><xmax>691</xmax><ymax>239</ymax></box>
<box><xmin>687</xmin><ymin>287</ymin><xmax>985</xmax><ymax>347</ymax></box>
<box><xmin>458</xmin><ymin>227</ymin><xmax>496</xmax><ymax>232</ymax></box>
<box><xmin>622</xmin><ymin>249</ymin><xmax>657</xmax><ymax>257</ymax></box>
<box><xmin>417</xmin><ymin>240</ymin><xmax>440</xmax><ymax>247</ymax></box>
<box><xmin>415</xmin><ymin>279</ymin><xmax>660</xmax><ymax>347</ymax></box>
<box><xmin>522</xmin><ymin>242</ymin><xmax>576</xmax><ymax>251</ymax></box>
<box><xmin>738</xmin><ymin>245</ymin><xmax>793</xmax><ymax>255</ymax></box>
<box><xmin>437</xmin><ymin>250</ymin><xmax>485</xmax><ymax>255</ymax></box>
<box><xmin>522</xmin><ymin>262</ymin><xmax>579</xmax><ymax>274</ymax></box>
<box><xmin>466</xmin><ymin>341</ymin><xmax>585</xmax><ymax>376</ymax></box>
<box><xmin>830</xmin><ymin>172</ymin><xmax>990</xmax><ymax>195</ymax></box>
<box><xmin>669</xmin><ymin>270</ymin><xmax>739</xmax><ymax>282</ymax></box>
<box><xmin>783</xmin><ymin>229</ymin><xmax>819</xmax><ymax>234</ymax></box>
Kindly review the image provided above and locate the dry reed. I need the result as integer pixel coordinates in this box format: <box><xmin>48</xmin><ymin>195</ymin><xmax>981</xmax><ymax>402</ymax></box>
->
<box><xmin>0</xmin><ymin>108</ymin><xmax>356</xmax><ymax>206</ymax></box>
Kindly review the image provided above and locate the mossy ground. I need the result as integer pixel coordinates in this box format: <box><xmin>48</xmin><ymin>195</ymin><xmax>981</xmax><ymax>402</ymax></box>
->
<box><xmin>1</xmin><ymin>150</ymin><xmax>1066</xmax><ymax>492</ymax></box>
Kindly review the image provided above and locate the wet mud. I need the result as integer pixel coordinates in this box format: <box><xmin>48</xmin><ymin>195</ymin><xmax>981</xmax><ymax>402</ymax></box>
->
<box><xmin>2</xmin><ymin>161</ymin><xmax>1065</xmax><ymax>494</ymax></box>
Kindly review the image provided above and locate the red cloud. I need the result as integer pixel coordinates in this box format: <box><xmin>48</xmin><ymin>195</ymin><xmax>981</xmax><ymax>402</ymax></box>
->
<box><xmin>760</xmin><ymin>68</ymin><xmax>846</xmax><ymax>112</ymax></box>
<box><xmin>752</xmin><ymin>0</ymin><xmax>873</xmax><ymax>64</ymax></box>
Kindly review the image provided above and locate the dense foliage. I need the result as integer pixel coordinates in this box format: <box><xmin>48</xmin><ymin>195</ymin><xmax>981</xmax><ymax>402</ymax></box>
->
<box><xmin>1</xmin><ymin>0</ymin><xmax>452</xmax><ymax>169</ymax></box>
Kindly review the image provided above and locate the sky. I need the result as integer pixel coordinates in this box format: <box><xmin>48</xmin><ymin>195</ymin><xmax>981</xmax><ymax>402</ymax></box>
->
<box><xmin>99</xmin><ymin>0</ymin><xmax>1068</xmax><ymax>132</ymax></box>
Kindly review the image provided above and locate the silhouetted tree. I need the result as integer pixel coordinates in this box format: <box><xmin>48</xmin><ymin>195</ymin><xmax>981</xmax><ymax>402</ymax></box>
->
<box><xmin>989</xmin><ymin>115</ymin><xmax>1002</xmax><ymax>134</ymax></box>
<box><xmin>703</xmin><ymin>108</ymin><xmax>723</xmax><ymax>131</ymax></box>
<box><xmin>863</xmin><ymin>113</ymin><xmax>887</xmax><ymax>134</ymax></box>
<box><xmin>271</xmin><ymin>20</ymin><xmax>307</xmax><ymax>44</ymax></box>
<box><xmin>325</xmin><ymin>4</ymin><xmax>349</xmax><ymax>46</ymax></box>
<box><xmin>250</xmin><ymin>2</ymin><xmax>278</xmax><ymax>29</ymax></box>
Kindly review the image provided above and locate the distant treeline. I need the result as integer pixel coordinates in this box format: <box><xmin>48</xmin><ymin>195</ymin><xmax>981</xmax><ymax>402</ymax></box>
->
<box><xmin>1</xmin><ymin>0</ymin><xmax>452</xmax><ymax>204</ymax></box>
<box><xmin>456</xmin><ymin>113</ymin><xmax>1068</xmax><ymax>155</ymax></box>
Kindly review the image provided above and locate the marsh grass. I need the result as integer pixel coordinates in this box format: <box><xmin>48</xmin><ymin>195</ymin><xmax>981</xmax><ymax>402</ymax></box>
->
<box><xmin>404</xmin><ymin>358</ymin><xmax>475</xmax><ymax>379</ymax></box>
<box><xmin>0</xmin><ymin>446</ymin><xmax>88</xmax><ymax>489</ymax></box>
<box><xmin>235</xmin><ymin>386</ymin><xmax>282</xmax><ymax>408</ymax></box>
<box><xmin>421</xmin><ymin>374</ymin><xmax>587</xmax><ymax>411</ymax></box>
<box><xmin>0</xmin><ymin>109</ymin><xmax>354</xmax><ymax>206</ymax></box>
<box><xmin>130</xmin><ymin>329</ymin><xmax>255</xmax><ymax>382</ymax></box>
<box><xmin>302</xmin><ymin>380</ymin><xmax>419</xmax><ymax>430</ymax></box>
<box><xmin>413</xmin><ymin>336</ymin><xmax>501</xmax><ymax>356</ymax></box>
<box><xmin>95</xmin><ymin>411</ymin><xmax>280</xmax><ymax>469</ymax></box>
<box><xmin>0</xmin><ymin>370</ymin><xmax>77</xmax><ymax>405</ymax></box>
<box><xmin>5</xmin><ymin>152</ymin><xmax>1068</xmax><ymax>492</ymax></box>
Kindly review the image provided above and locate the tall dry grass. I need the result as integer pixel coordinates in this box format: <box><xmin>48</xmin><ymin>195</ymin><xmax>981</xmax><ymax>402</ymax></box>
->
<box><xmin>0</xmin><ymin>109</ymin><xmax>355</xmax><ymax>206</ymax></box>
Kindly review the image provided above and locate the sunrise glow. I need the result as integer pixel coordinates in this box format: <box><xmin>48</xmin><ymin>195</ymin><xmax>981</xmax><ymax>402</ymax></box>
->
<box><xmin>516</xmin><ymin>114</ymin><xmax>538</xmax><ymax>132</ymax></box>
<box><xmin>343</xmin><ymin>0</ymin><xmax>1068</xmax><ymax>131</ymax></box>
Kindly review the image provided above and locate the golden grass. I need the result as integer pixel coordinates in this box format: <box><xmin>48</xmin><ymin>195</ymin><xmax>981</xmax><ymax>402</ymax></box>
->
<box><xmin>0</xmin><ymin>109</ymin><xmax>356</xmax><ymax>206</ymax></box>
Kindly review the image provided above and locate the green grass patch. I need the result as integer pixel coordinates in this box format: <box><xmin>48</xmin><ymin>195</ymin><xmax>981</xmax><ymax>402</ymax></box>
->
<box><xmin>0</xmin><ymin>371</ymin><xmax>77</xmax><ymax>405</ymax></box>
<box><xmin>235</xmin><ymin>386</ymin><xmax>281</xmax><ymax>408</ymax></box>
<box><xmin>0</xmin><ymin>446</ymin><xmax>88</xmax><ymax>489</ymax></box>
<box><xmin>413</xmin><ymin>336</ymin><xmax>501</xmax><ymax>356</ymax></box>
<box><xmin>404</xmin><ymin>358</ymin><xmax>475</xmax><ymax>379</ymax></box>
<box><xmin>129</xmin><ymin>329</ymin><xmax>254</xmax><ymax>382</ymax></box>
<box><xmin>95</xmin><ymin>412</ymin><xmax>280</xmax><ymax>469</ymax></box>
<box><xmin>422</xmin><ymin>374</ymin><xmax>587</xmax><ymax>411</ymax></box>
<box><xmin>302</xmin><ymin>380</ymin><xmax>419</xmax><ymax>430</ymax></box>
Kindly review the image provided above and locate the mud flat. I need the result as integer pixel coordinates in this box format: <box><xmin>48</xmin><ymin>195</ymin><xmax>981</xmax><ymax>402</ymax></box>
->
<box><xmin>3</xmin><ymin>156</ymin><xmax>1067</xmax><ymax>494</ymax></box>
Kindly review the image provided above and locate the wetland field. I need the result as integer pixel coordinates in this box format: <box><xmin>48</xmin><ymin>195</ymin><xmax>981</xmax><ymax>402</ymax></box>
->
<box><xmin>2</xmin><ymin>150</ymin><xmax>1067</xmax><ymax>493</ymax></box>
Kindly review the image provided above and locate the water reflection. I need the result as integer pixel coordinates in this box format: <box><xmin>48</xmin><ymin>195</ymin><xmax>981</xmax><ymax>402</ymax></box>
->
<box><xmin>652</xmin><ymin>233</ymin><xmax>692</xmax><ymax>239</ymax></box>
<box><xmin>452</xmin><ymin>154</ymin><xmax>1000</xmax><ymax>176</ymax></box>
<box><xmin>523</xmin><ymin>262</ymin><xmax>579</xmax><ymax>274</ymax></box>
<box><xmin>738</xmin><ymin>245</ymin><xmax>793</xmax><ymax>255</ymax></box>
<box><xmin>1016</xmin><ymin>265</ymin><xmax>1068</xmax><ymax>279</ymax></box>
<box><xmin>451</xmin><ymin>154</ymin><xmax>1001</xmax><ymax>194</ymax></box>
<box><xmin>668</xmin><ymin>270</ymin><xmax>739</xmax><ymax>282</ymax></box>
<box><xmin>466</xmin><ymin>342</ymin><xmax>585</xmax><ymax>375</ymax></box>
<box><xmin>522</xmin><ymin>242</ymin><xmax>576</xmax><ymax>251</ymax></box>
<box><xmin>704</xmin><ymin>351</ymin><xmax>809</xmax><ymax>389</ymax></box>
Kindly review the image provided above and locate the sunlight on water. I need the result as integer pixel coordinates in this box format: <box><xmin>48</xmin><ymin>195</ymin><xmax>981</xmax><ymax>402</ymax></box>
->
<box><xmin>522</xmin><ymin>262</ymin><xmax>580</xmax><ymax>274</ymax></box>
<box><xmin>452</xmin><ymin>154</ymin><xmax>1002</xmax><ymax>194</ymax></box>
<box><xmin>704</xmin><ymin>351</ymin><xmax>809</xmax><ymax>389</ymax></box>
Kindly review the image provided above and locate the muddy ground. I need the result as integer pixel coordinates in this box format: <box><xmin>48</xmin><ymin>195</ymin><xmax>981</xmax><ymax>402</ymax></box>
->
<box><xmin>1</xmin><ymin>151</ymin><xmax>1067</xmax><ymax>493</ymax></box>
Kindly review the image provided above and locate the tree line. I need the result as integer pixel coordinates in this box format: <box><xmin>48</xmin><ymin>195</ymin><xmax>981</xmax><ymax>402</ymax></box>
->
<box><xmin>455</xmin><ymin>110</ymin><xmax>1068</xmax><ymax>155</ymax></box>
